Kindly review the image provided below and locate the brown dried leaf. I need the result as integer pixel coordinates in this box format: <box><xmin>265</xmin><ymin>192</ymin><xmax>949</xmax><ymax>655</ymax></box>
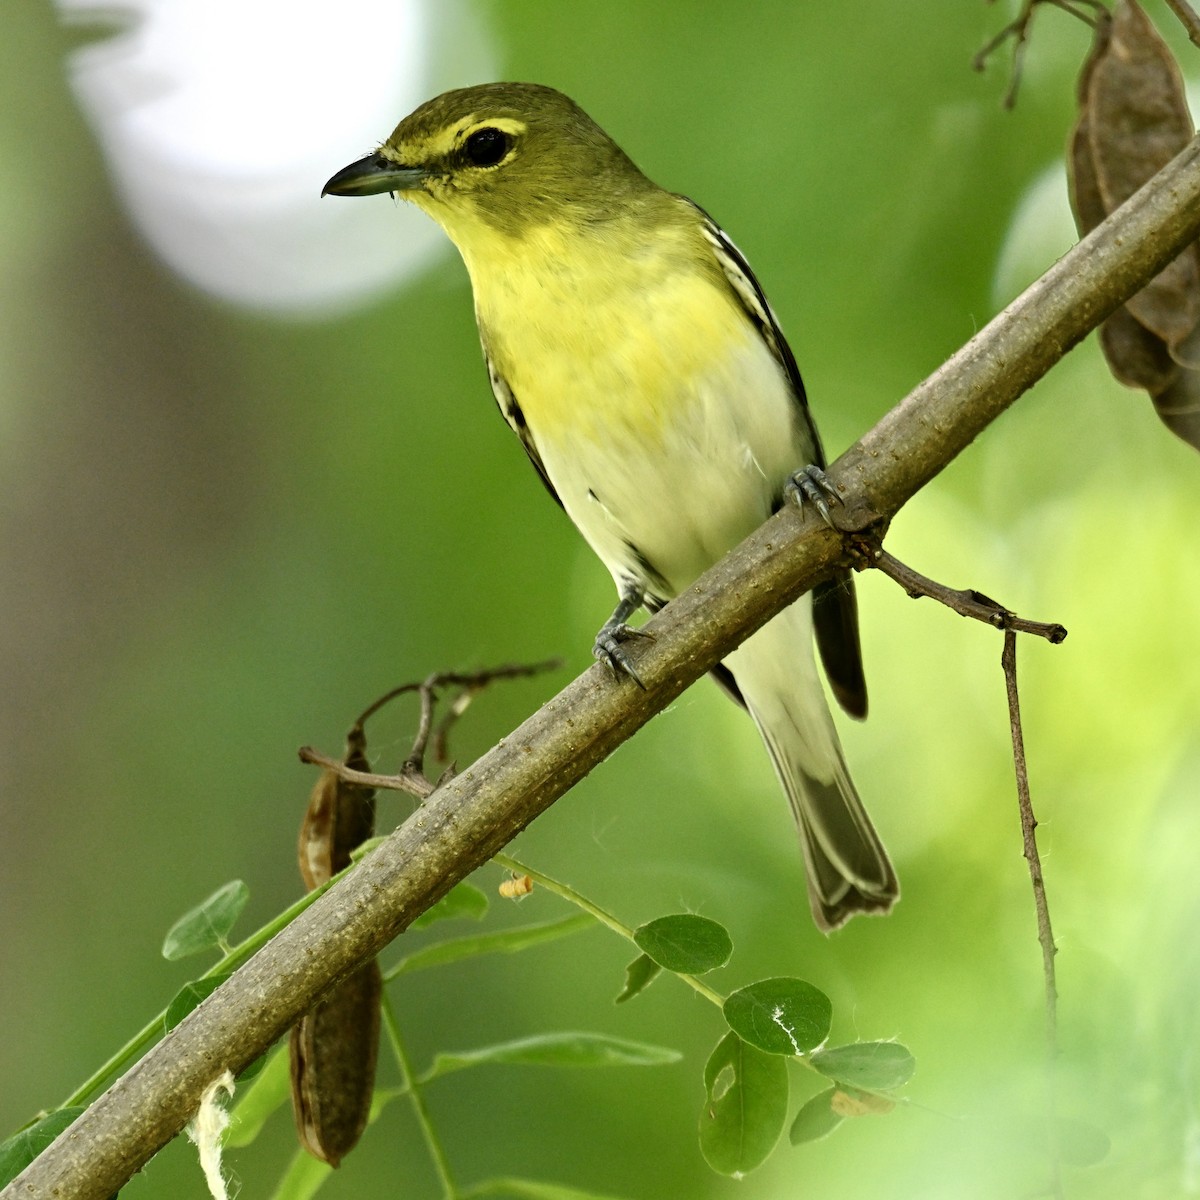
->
<box><xmin>1153</xmin><ymin>366</ymin><xmax>1200</xmax><ymax>447</ymax></box>
<box><xmin>1069</xmin><ymin>0</ymin><xmax>1200</xmax><ymax>451</ymax></box>
<box><xmin>1088</xmin><ymin>0</ymin><xmax>1193</xmax><ymax>213</ymax></box>
<box><xmin>1099</xmin><ymin>305</ymin><xmax>1177</xmax><ymax>393</ymax></box>
<box><xmin>1099</xmin><ymin>306</ymin><xmax>1200</xmax><ymax>453</ymax></box>
<box><xmin>1088</xmin><ymin>1</ymin><xmax>1199</xmax><ymax>355</ymax></box>
<box><xmin>1067</xmin><ymin>10</ymin><xmax>1111</xmax><ymax>234</ymax></box>
<box><xmin>1128</xmin><ymin>253</ymin><xmax>1200</xmax><ymax>361</ymax></box>
<box><xmin>290</xmin><ymin>961</ymin><xmax>383</xmax><ymax>1166</ymax></box>
<box><xmin>1164</xmin><ymin>306</ymin><xmax>1200</xmax><ymax>372</ymax></box>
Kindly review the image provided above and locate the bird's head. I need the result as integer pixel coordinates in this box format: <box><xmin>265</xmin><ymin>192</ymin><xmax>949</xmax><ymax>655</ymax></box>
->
<box><xmin>322</xmin><ymin>82</ymin><xmax>655</xmax><ymax>242</ymax></box>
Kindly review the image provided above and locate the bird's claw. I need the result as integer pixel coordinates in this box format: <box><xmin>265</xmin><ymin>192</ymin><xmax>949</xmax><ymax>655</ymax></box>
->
<box><xmin>784</xmin><ymin>464</ymin><xmax>842</xmax><ymax>527</ymax></box>
<box><xmin>593</xmin><ymin>622</ymin><xmax>652</xmax><ymax>688</ymax></box>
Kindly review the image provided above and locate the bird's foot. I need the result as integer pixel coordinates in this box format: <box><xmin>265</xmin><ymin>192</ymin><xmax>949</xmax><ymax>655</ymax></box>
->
<box><xmin>593</xmin><ymin>620</ymin><xmax>652</xmax><ymax>688</ymax></box>
<box><xmin>784</xmin><ymin>464</ymin><xmax>842</xmax><ymax>527</ymax></box>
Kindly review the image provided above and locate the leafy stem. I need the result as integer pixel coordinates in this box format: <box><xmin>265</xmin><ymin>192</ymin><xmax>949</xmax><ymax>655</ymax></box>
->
<box><xmin>494</xmin><ymin>853</ymin><xmax>728</xmax><ymax>1009</ymax></box>
<box><xmin>59</xmin><ymin>874</ymin><xmax>342</xmax><ymax>1110</ymax></box>
<box><xmin>381</xmin><ymin>994</ymin><xmax>459</xmax><ymax>1200</ymax></box>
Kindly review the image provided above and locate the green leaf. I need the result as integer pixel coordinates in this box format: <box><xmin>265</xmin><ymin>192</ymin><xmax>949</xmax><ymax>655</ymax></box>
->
<box><xmin>266</xmin><ymin>1146</ymin><xmax>333</xmax><ymax>1200</ymax></box>
<box><xmin>698</xmin><ymin>1032</ymin><xmax>788</xmax><ymax>1175</ymax></box>
<box><xmin>424</xmin><ymin>1032</ymin><xmax>682</xmax><ymax>1081</ymax></box>
<box><xmin>463</xmin><ymin>1177</ymin><xmax>635</xmax><ymax>1199</ymax></box>
<box><xmin>722</xmin><ymin>977</ymin><xmax>832</xmax><ymax>1056</ymax></box>
<box><xmin>810</xmin><ymin>1041</ymin><xmax>916</xmax><ymax>1091</ymax></box>
<box><xmin>632</xmin><ymin>914</ymin><xmax>732</xmax><ymax>975</ymax></box>
<box><xmin>164</xmin><ymin>973</ymin><xmax>231</xmax><ymax>1032</ymax></box>
<box><xmin>390</xmin><ymin>914</ymin><xmax>592</xmax><ymax>976</ymax></box>
<box><xmin>409</xmin><ymin>881</ymin><xmax>489</xmax><ymax>930</ymax></box>
<box><xmin>227</xmin><ymin>1044</ymin><xmax>291</xmax><ymax>1148</ymax></box>
<box><xmin>162</xmin><ymin>880</ymin><xmax>249</xmax><ymax>960</ymax></box>
<box><xmin>615</xmin><ymin>953</ymin><xmax>662</xmax><ymax>1004</ymax></box>
<box><xmin>0</xmin><ymin>1108</ymin><xmax>86</xmax><ymax>1187</ymax></box>
<box><xmin>789</xmin><ymin>1087</ymin><xmax>844</xmax><ymax>1144</ymax></box>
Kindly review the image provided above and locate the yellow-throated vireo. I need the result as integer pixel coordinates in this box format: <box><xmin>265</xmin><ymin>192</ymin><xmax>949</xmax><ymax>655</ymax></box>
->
<box><xmin>324</xmin><ymin>82</ymin><xmax>897</xmax><ymax>930</ymax></box>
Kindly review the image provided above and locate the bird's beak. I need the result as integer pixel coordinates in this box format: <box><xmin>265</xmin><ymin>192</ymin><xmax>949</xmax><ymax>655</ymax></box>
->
<box><xmin>321</xmin><ymin>152</ymin><xmax>427</xmax><ymax>198</ymax></box>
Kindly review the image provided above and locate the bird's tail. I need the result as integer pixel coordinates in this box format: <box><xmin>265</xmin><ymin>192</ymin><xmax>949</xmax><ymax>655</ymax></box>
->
<box><xmin>725</xmin><ymin>599</ymin><xmax>898</xmax><ymax>931</ymax></box>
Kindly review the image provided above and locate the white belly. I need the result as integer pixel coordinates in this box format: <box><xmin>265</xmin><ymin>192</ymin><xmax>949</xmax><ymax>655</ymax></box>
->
<box><xmin>535</xmin><ymin>326</ymin><xmax>807</xmax><ymax>598</ymax></box>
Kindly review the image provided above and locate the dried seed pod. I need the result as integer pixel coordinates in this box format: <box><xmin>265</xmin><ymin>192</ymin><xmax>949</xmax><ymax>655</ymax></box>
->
<box><xmin>290</xmin><ymin>961</ymin><xmax>382</xmax><ymax>1167</ymax></box>
<box><xmin>291</xmin><ymin>724</ymin><xmax>380</xmax><ymax>1165</ymax></box>
<box><xmin>1069</xmin><ymin>0</ymin><xmax>1200</xmax><ymax>450</ymax></box>
<box><xmin>297</xmin><ymin>728</ymin><xmax>376</xmax><ymax>889</ymax></box>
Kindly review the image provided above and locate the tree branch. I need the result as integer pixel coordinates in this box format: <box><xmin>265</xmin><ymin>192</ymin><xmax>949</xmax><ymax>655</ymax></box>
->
<box><xmin>11</xmin><ymin>133</ymin><xmax>1200</xmax><ymax>1200</ymax></box>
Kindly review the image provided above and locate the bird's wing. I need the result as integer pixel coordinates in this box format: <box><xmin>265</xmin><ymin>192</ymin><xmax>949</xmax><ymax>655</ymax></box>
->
<box><xmin>691</xmin><ymin>202</ymin><xmax>823</xmax><ymax>464</ymax></box>
<box><xmin>483</xmin><ymin>347</ymin><xmax>564</xmax><ymax>510</ymax></box>
<box><xmin>689</xmin><ymin>200</ymin><xmax>868</xmax><ymax>720</ymax></box>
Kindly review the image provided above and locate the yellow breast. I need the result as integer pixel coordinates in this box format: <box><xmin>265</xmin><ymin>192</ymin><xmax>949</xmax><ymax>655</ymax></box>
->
<box><xmin>445</xmin><ymin>214</ymin><xmax>753</xmax><ymax>444</ymax></box>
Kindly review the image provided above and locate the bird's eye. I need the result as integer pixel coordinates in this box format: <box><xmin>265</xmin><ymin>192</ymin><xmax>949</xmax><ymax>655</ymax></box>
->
<box><xmin>464</xmin><ymin>127</ymin><xmax>512</xmax><ymax>167</ymax></box>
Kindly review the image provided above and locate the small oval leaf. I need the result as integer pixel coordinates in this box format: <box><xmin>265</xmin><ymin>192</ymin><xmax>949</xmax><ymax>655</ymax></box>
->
<box><xmin>615</xmin><ymin>953</ymin><xmax>662</xmax><ymax>1005</ymax></box>
<box><xmin>789</xmin><ymin>1087</ymin><xmax>844</xmax><ymax>1145</ymax></box>
<box><xmin>633</xmin><ymin>915</ymin><xmax>733</xmax><ymax>975</ymax></box>
<box><xmin>162</xmin><ymin>881</ymin><xmax>249</xmax><ymax>960</ymax></box>
<box><xmin>722</xmin><ymin>977</ymin><xmax>832</xmax><ymax>1056</ymax></box>
<box><xmin>699</xmin><ymin>1032</ymin><xmax>788</xmax><ymax>1175</ymax></box>
<box><xmin>810</xmin><ymin>1041</ymin><xmax>916</xmax><ymax>1091</ymax></box>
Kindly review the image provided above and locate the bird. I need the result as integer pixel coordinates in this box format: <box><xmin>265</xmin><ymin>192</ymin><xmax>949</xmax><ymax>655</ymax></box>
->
<box><xmin>323</xmin><ymin>82</ymin><xmax>898</xmax><ymax>930</ymax></box>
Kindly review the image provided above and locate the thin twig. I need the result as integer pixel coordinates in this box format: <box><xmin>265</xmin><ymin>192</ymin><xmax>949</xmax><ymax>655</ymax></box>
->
<box><xmin>975</xmin><ymin>0</ymin><xmax>1108</xmax><ymax>108</ymax></box>
<box><xmin>298</xmin><ymin>747</ymin><xmax>434</xmax><ymax>799</ymax></box>
<box><xmin>865</xmin><ymin>538</ymin><xmax>1065</xmax><ymax>1192</ymax></box>
<box><xmin>866</xmin><ymin>543</ymin><xmax>1068</xmax><ymax>642</ymax></box>
<box><xmin>1001</xmin><ymin>631</ymin><xmax>1062</xmax><ymax>1199</ymax></box>
<box><xmin>302</xmin><ymin>661</ymin><xmax>563</xmax><ymax>801</ymax></box>
<box><xmin>974</xmin><ymin>0</ymin><xmax>1038</xmax><ymax>108</ymax></box>
<box><xmin>403</xmin><ymin>679</ymin><xmax>438</xmax><ymax>779</ymax></box>
<box><xmin>1164</xmin><ymin>0</ymin><xmax>1200</xmax><ymax>50</ymax></box>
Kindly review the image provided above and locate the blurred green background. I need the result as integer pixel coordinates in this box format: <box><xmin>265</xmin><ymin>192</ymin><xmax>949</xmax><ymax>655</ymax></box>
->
<box><xmin>4</xmin><ymin>2</ymin><xmax>1199</xmax><ymax>1197</ymax></box>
